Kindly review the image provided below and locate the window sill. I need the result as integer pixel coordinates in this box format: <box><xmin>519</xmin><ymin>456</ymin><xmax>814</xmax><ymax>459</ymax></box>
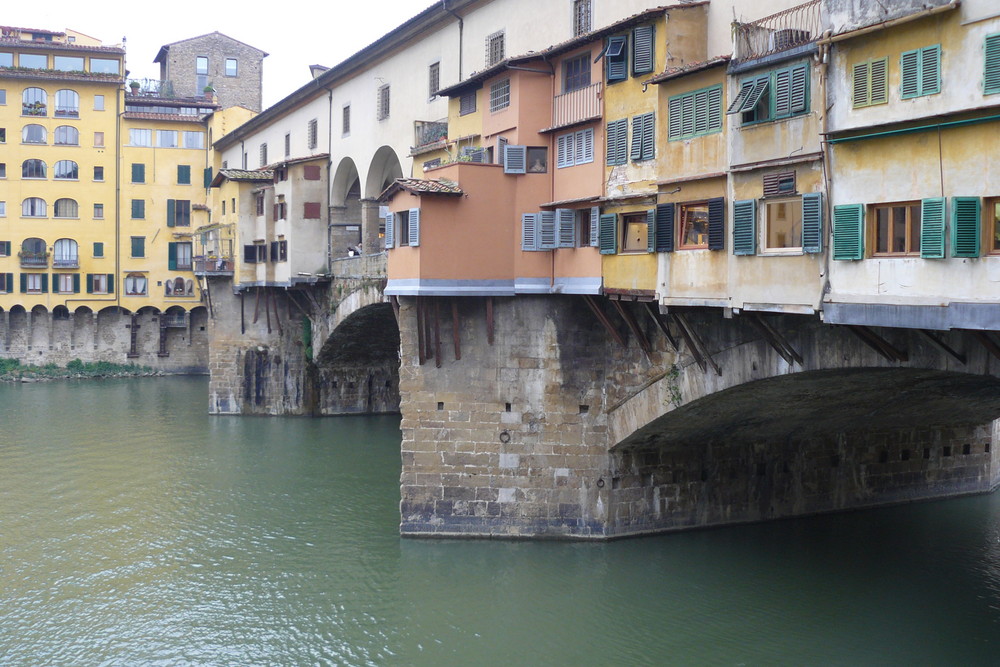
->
<box><xmin>760</xmin><ymin>248</ymin><xmax>803</xmax><ymax>256</ymax></box>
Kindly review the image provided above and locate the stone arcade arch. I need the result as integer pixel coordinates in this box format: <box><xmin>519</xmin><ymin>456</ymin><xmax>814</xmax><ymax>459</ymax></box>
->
<box><xmin>330</xmin><ymin>157</ymin><xmax>363</xmax><ymax>256</ymax></box>
<box><xmin>360</xmin><ymin>146</ymin><xmax>403</xmax><ymax>254</ymax></box>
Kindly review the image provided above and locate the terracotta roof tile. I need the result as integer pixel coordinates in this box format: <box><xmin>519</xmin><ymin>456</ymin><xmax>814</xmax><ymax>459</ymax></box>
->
<box><xmin>646</xmin><ymin>55</ymin><xmax>731</xmax><ymax>84</ymax></box>
<box><xmin>379</xmin><ymin>177</ymin><xmax>464</xmax><ymax>201</ymax></box>
<box><xmin>210</xmin><ymin>169</ymin><xmax>274</xmax><ymax>187</ymax></box>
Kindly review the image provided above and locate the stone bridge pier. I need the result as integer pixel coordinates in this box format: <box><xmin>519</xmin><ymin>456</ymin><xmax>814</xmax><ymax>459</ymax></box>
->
<box><xmin>398</xmin><ymin>296</ymin><xmax>1000</xmax><ymax>540</ymax></box>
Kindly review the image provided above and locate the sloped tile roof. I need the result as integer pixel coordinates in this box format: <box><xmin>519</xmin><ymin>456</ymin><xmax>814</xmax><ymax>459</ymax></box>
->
<box><xmin>379</xmin><ymin>177</ymin><xmax>464</xmax><ymax>201</ymax></box>
<box><xmin>646</xmin><ymin>55</ymin><xmax>731</xmax><ymax>84</ymax></box>
<box><xmin>210</xmin><ymin>169</ymin><xmax>274</xmax><ymax>187</ymax></box>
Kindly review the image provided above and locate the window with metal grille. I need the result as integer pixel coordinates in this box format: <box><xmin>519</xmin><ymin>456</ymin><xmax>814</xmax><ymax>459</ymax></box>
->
<box><xmin>486</xmin><ymin>30</ymin><xmax>505</xmax><ymax>67</ymax></box>
<box><xmin>489</xmin><ymin>78</ymin><xmax>510</xmax><ymax>112</ymax></box>
<box><xmin>342</xmin><ymin>105</ymin><xmax>351</xmax><ymax>135</ymax></box>
<box><xmin>377</xmin><ymin>85</ymin><xmax>390</xmax><ymax>120</ymax></box>
<box><xmin>429</xmin><ymin>62</ymin><xmax>440</xmax><ymax>97</ymax></box>
<box><xmin>259</xmin><ymin>143</ymin><xmax>267</xmax><ymax>167</ymax></box>
<box><xmin>573</xmin><ymin>0</ymin><xmax>592</xmax><ymax>37</ymax></box>
<box><xmin>308</xmin><ymin>118</ymin><xmax>318</xmax><ymax>148</ymax></box>
<box><xmin>459</xmin><ymin>90</ymin><xmax>477</xmax><ymax>115</ymax></box>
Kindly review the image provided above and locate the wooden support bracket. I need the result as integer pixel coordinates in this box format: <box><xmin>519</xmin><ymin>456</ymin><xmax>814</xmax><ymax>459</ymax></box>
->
<box><xmin>451</xmin><ymin>299</ymin><xmax>461</xmax><ymax>361</ymax></box>
<box><xmin>845</xmin><ymin>325</ymin><xmax>908</xmax><ymax>362</ymax></box>
<box><xmin>583</xmin><ymin>295</ymin><xmax>626</xmax><ymax>348</ymax></box>
<box><xmin>746</xmin><ymin>313</ymin><xmax>803</xmax><ymax>366</ymax></box>
<box><xmin>671</xmin><ymin>311</ymin><xmax>721</xmax><ymax>375</ymax></box>
<box><xmin>919</xmin><ymin>329</ymin><xmax>966</xmax><ymax>365</ymax></box>
<box><xmin>486</xmin><ymin>296</ymin><xmax>494</xmax><ymax>345</ymax></box>
<box><xmin>612</xmin><ymin>300</ymin><xmax>652</xmax><ymax>360</ymax></box>
<box><xmin>644</xmin><ymin>302</ymin><xmax>678</xmax><ymax>351</ymax></box>
<box><xmin>433</xmin><ymin>299</ymin><xmax>442</xmax><ymax>368</ymax></box>
<box><xmin>416</xmin><ymin>297</ymin><xmax>426</xmax><ymax>366</ymax></box>
<box><xmin>968</xmin><ymin>330</ymin><xmax>1000</xmax><ymax>362</ymax></box>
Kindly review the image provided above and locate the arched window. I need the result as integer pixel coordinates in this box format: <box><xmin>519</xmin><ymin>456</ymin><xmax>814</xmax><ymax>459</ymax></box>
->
<box><xmin>53</xmin><ymin>198</ymin><xmax>78</xmax><ymax>218</ymax></box>
<box><xmin>55</xmin><ymin>89</ymin><xmax>79</xmax><ymax>117</ymax></box>
<box><xmin>53</xmin><ymin>160</ymin><xmax>78</xmax><ymax>180</ymax></box>
<box><xmin>22</xmin><ymin>198</ymin><xmax>46</xmax><ymax>217</ymax></box>
<box><xmin>21</xmin><ymin>237</ymin><xmax>46</xmax><ymax>257</ymax></box>
<box><xmin>54</xmin><ymin>125</ymin><xmax>79</xmax><ymax>145</ymax></box>
<box><xmin>125</xmin><ymin>273</ymin><xmax>147</xmax><ymax>296</ymax></box>
<box><xmin>22</xmin><ymin>88</ymin><xmax>47</xmax><ymax>116</ymax></box>
<box><xmin>174</xmin><ymin>277</ymin><xmax>186</xmax><ymax>294</ymax></box>
<box><xmin>53</xmin><ymin>239</ymin><xmax>79</xmax><ymax>267</ymax></box>
<box><xmin>22</xmin><ymin>159</ymin><xmax>46</xmax><ymax>179</ymax></box>
<box><xmin>22</xmin><ymin>124</ymin><xmax>46</xmax><ymax>143</ymax></box>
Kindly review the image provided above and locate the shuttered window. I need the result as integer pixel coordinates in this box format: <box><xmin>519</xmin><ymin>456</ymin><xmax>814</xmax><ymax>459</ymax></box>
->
<box><xmin>920</xmin><ymin>197</ymin><xmax>946</xmax><ymax>258</ymax></box>
<box><xmin>177</xmin><ymin>164</ymin><xmax>191</xmax><ymax>185</ymax></box>
<box><xmin>632</xmin><ymin>25</ymin><xmax>654</xmax><ymax>75</ymax></box>
<box><xmin>589</xmin><ymin>207</ymin><xmax>600</xmax><ymax>248</ymax></box>
<box><xmin>656</xmin><ymin>203</ymin><xmax>674</xmax><ymax>252</ymax></box>
<box><xmin>407</xmin><ymin>208</ymin><xmax>421</xmax><ymax>247</ymax></box>
<box><xmin>606</xmin><ymin>119</ymin><xmax>628</xmax><ymax>165</ymax></box>
<box><xmin>801</xmin><ymin>192</ymin><xmax>824</xmax><ymax>254</ymax></box>
<box><xmin>503</xmin><ymin>144</ymin><xmax>527</xmax><ymax>174</ymax></box>
<box><xmin>131</xmin><ymin>199</ymin><xmax>144</xmax><ymax>219</ymax></box>
<box><xmin>852</xmin><ymin>58</ymin><xmax>888</xmax><ymax>108</ymax></box>
<box><xmin>985</xmin><ymin>34</ymin><xmax>1000</xmax><ymax>95</ymax></box>
<box><xmin>729</xmin><ymin>62</ymin><xmax>808</xmax><ymax>123</ymax></box>
<box><xmin>384</xmin><ymin>209</ymin><xmax>395</xmax><ymax>249</ymax></box>
<box><xmin>951</xmin><ymin>196</ymin><xmax>981</xmax><ymax>258</ymax></box>
<box><xmin>732</xmin><ymin>200</ymin><xmax>756</xmax><ymax>255</ymax></box>
<box><xmin>489</xmin><ymin>78</ymin><xmax>510</xmax><ymax>113</ymax></box>
<box><xmin>901</xmin><ymin>45</ymin><xmax>941</xmax><ymax>99</ymax></box>
<box><xmin>598</xmin><ymin>213</ymin><xmax>617</xmax><ymax>254</ymax></box>
<box><xmin>557</xmin><ymin>128</ymin><xmax>594</xmax><ymax>168</ymax></box>
<box><xmin>707</xmin><ymin>197</ymin><xmax>725</xmax><ymax>251</ymax></box>
<box><xmin>832</xmin><ymin>204</ymin><xmax>864</xmax><ymax>260</ymax></box>
<box><xmin>668</xmin><ymin>85</ymin><xmax>723</xmax><ymax>140</ymax></box>
<box><xmin>131</xmin><ymin>163</ymin><xmax>145</xmax><ymax>183</ymax></box>
<box><xmin>521</xmin><ymin>213</ymin><xmax>538</xmax><ymax>251</ymax></box>
<box><xmin>605</xmin><ymin>36</ymin><xmax>627</xmax><ymax>83</ymax></box>
<box><xmin>538</xmin><ymin>211</ymin><xmax>557</xmax><ymax>250</ymax></box>
<box><xmin>557</xmin><ymin>209</ymin><xmax>576</xmax><ymax>247</ymax></box>
<box><xmin>630</xmin><ymin>112</ymin><xmax>655</xmax><ymax>161</ymax></box>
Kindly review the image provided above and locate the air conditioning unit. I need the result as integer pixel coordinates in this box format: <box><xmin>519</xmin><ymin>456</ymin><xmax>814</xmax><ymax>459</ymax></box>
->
<box><xmin>772</xmin><ymin>29</ymin><xmax>810</xmax><ymax>51</ymax></box>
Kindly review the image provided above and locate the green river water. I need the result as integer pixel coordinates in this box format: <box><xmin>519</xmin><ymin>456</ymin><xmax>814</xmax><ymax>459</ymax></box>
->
<box><xmin>1</xmin><ymin>377</ymin><xmax>999</xmax><ymax>665</ymax></box>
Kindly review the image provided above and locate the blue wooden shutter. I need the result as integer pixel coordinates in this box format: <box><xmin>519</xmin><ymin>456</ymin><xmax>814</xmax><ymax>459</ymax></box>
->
<box><xmin>605</xmin><ymin>36</ymin><xmax>627</xmax><ymax>83</ymax></box>
<box><xmin>920</xmin><ymin>197</ymin><xmax>946</xmax><ymax>259</ymax></box>
<box><xmin>131</xmin><ymin>163</ymin><xmax>144</xmax><ymax>183</ymax></box>
<box><xmin>504</xmin><ymin>144</ymin><xmax>527</xmax><ymax>174</ymax></box>
<box><xmin>73</xmin><ymin>274</ymin><xmax>80</xmax><ymax>294</ymax></box>
<box><xmin>539</xmin><ymin>211</ymin><xmax>557</xmax><ymax>250</ymax></box>
<box><xmin>166</xmin><ymin>199</ymin><xmax>176</xmax><ymax>227</ymax></box>
<box><xmin>576</xmin><ymin>128</ymin><xmax>594</xmax><ymax>164</ymax></box>
<box><xmin>632</xmin><ymin>25</ymin><xmax>654</xmax><ymax>75</ymax></box>
<box><xmin>708</xmin><ymin>197</ymin><xmax>725</xmax><ymax>251</ymax></box>
<box><xmin>801</xmin><ymin>192</ymin><xmax>824</xmax><ymax>254</ymax></box>
<box><xmin>951</xmin><ymin>196</ymin><xmax>981</xmax><ymax>258</ymax></box>
<box><xmin>521</xmin><ymin>213</ymin><xmax>538</xmax><ymax>251</ymax></box>
<box><xmin>408</xmin><ymin>208</ymin><xmax>420</xmax><ymax>247</ymax></box>
<box><xmin>131</xmin><ymin>199</ymin><xmax>144</xmax><ymax>219</ymax></box>
<box><xmin>203</xmin><ymin>167</ymin><xmax>213</xmax><ymax>188</ymax></box>
<box><xmin>384</xmin><ymin>210</ymin><xmax>395</xmax><ymax>249</ymax></box>
<box><xmin>557</xmin><ymin>134</ymin><xmax>572</xmax><ymax>168</ymax></box>
<box><xmin>557</xmin><ymin>209</ymin><xmax>576</xmax><ymax>248</ymax></box>
<box><xmin>599</xmin><ymin>213</ymin><xmax>617</xmax><ymax>254</ymax></box>
<box><xmin>986</xmin><ymin>34</ymin><xmax>1000</xmax><ymax>95</ymax></box>
<box><xmin>773</xmin><ymin>67</ymin><xmax>792</xmax><ymax>116</ymax></box>
<box><xmin>86</xmin><ymin>274</ymin><xmax>93</xmax><ymax>293</ymax></box>
<box><xmin>646</xmin><ymin>209</ymin><xmax>656</xmax><ymax>253</ymax></box>
<box><xmin>655</xmin><ymin>203</ymin><xmax>674</xmax><ymax>252</ymax></box>
<box><xmin>589</xmin><ymin>207</ymin><xmax>600</xmax><ymax>248</ymax></box>
<box><xmin>732</xmin><ymin>200</ymin><xmax>756</xmax><ymax>255</ymax></box>
<box><xmin>833</xmin><ymin>204</ymin><xmax>864</xmax><ymax>260</ymax></box>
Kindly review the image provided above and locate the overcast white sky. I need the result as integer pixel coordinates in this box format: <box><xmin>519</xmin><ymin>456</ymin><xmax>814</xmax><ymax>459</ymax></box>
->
<box><xmin>4</xmin><ymin>0</ymin><xmax>439</xmax><ymax>107</ymax></box>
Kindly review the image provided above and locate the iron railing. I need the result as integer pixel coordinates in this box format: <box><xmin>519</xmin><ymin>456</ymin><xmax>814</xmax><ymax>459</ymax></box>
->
<box><xmin>733</xmin><ymin>0</ymin><xmax>821</xmax><ymax>63</ymax></box>
<box><xmin>194</xmin><ymin>256</ymin><xmax>234</xmax><ymax>274</ymax></box>
<box><xmin>551</xmin><ymin>81</ymin><xmax>602</xmax><ymax>130</ymax></box>
<box><xmin>414</xmin><ymin>120</ymin><xmax>449</xmax><ymax>148</ymax></box>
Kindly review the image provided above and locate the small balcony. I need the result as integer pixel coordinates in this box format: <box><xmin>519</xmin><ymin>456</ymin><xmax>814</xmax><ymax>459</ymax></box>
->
<box><xmin>194</xmin><ymin>256</ymin><xmax>234</xmax><ymax>275</ymax></box>
<box><xmin>733</xmin><ymin>0</ymin><xmax>820</xmax><ymax>64</ymax></box>
<box><xmin>52</xmin><ymin>257</ymin><xmax>79</xmax><ymax>269</ymax></box>
<box><xmin>19</xmin><ymin>251</ymin><xmax>49</xmax><ymax>268</ymax></box>
<box><xmin>550</xmin><ymin>82</ymin><xmax>602</xmax><ymax>131</ymax></box>
<box><xmin>412</xmin><ymin>120</ymin><xmax>449</xmax><ymax>155</ymax></box>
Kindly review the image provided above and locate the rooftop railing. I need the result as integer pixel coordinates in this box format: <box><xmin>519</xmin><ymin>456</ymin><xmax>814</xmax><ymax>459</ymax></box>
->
<box><xmin>733</xmin><ymin>0</ymin><xmax>821</xmax><ymax>63</ymax></box>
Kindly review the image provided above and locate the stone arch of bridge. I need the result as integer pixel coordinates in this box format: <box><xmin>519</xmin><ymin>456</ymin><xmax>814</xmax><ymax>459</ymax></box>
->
<box><xmin>364</xmin><ymin>145</ymin><xmax>403</xmax><ymax>200</ymax></box>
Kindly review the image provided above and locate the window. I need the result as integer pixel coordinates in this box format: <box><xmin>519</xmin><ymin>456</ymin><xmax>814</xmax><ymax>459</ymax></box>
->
<box><xmin>259</xmin><ymin>143</ymin><xmax>268</xmax><ymax>166</ymax></box>
<box><xmin>0</xmin><ymin>90</ymin><xmax>4</xmax><ymax>105</ymax></box>
<box><xmin>0</xmin><ymin>272</ymin><xmax>11</xmax><ymax>293</ymax></box>
<box><xmin>177</xmin><ymin>165</ymin><xmax>191</xmax><ymax>185</ymax></box>
<box><xmin>987</xmin><ymin>197</ymin><xmax>1000</xmax><ymax>254</ymax></box>
<box><xmin>20</xmin><ymin>54</ymin><xmax>47</xmax><ymax>69</ymax></box>
<box><xmin>630</xmin><ymin>112</ymin><xmax>655</xmax><ymax>161</ymax></box>
<box><xmin>94</xmin><ymin>166</ymin><xmax>104</xmax><ymax>181</ymax></box>
<box><xmin>526</xmin><ymin>147</ymin><xmax>548</xmax><ymax>173</ymax></box>
<box><xmin>243</xmin><ymin>244</ymin><xmax>267</xmax><ymax>263</ymax></box>
<box><xmin>131</xmin><ymin>163</ymin><xmax>145</xmax><ymax>184</ymax></box>
<box><xmin>131</xmin><ymin>199</ymin><xmax>145</xmax><ymax>219</ymax></box>
<box><xmin>343</xmin><ymin>104</ymin><xmax>351</xmax><ymax>135</ymax></box>
<box><xmin>53</xmin><ymin>239</ymin><xmax>79</xmax><ymax>267</ymax></box>
<box><xmin>256</xmin><ymin>194</ymin><xmax>265</xmax><ymax>216</ymax></box>
<box><xmin>55</xmin><ymin>273</ymin><xmax>78</xmax><ymax>294</ymax></box>
<box><xmin>489</xmin><ymin>78</ymin><xmax>510</xmax><ymax>112</ymax></box>
<box><xmin>563</xmin><ymin>54</ymin><xmax>591</xmax><ymax>93</ymax></box>
<box><xmin>621</xmin><ymin>211</ymin><xmax>653</xmax><ymax>253</ymax></box>
<box><xmin>377</xmin><ymin>85</ymin><xmax>390</xmax><ymax>121</ymax></box>
<box><xmin>94</xmin><ymin>94</ymin><xmax>104</xmax><ymax>111</ymax></box>
<box><xmin>873</xmin><ymin>202</ymin><xmax>922</xmax><ymax>256</ymax></box>
<box><xmin>0</xmin><ymin>241</ymin><xmax>8</xmax><ymax>256</ymax></box>
<box><xmin>54</xmin><ymin>125</ymin><xmax>79</xmax><ymax>145</ymax></box>
<box><xmin>459</xmin><ymin>90</ymin><xmax>477</xmax><ymax>116</ymax></box>
<box><xmin>125</xmin><ymin>273</ymin><xmax>147</xmax><ymax>296</ymax></box>
<box><xmin>55</xmin><ymin>89</ymin><xmax>79</xmax><ymax>117</ymax></box>
<box><xmin>573</xmin><ymin>0</ymin><xmax>592</xmax><ymax>37</ymax></box>
<box><xmin>557</xmin><ymin>128</ymin><xmax>594</xmax><ymax>168</ymax></box>
<box><xmin>183</xmin><ymin>131</ymin><xmax>205</xmax><ymax>149</ymax></box>
<box><xmin>901</xmin><ymin>45</ymin><xmax>940</xmax><ymax>99</ymax></box>
<box><xmin>606</xmin><ymin>118</ymin><xmax>628</xmax><ymax>165</ymax></box>
<box><xmin>668</xmin><ymin>86</ymin><xmax>723</xmax><ymax>140</ymax></box>
<box><xmin>763</xmin><ymin>199</ymin><xmax>803</xmax><ymax>250</ymax></box>
<box><xmin>308</xmin><ymin>118</ymin><xmax>318</xmax><ymax>149</ymax></box>
<box><xmin>88</xmin><ymin>273</ymin><xmax>110</xmax><ymax>294</ymax></box>
<box><xmin>129</xmin><ymin>128</ymin><xmax>152</xmax><ymax>146</ymax></box>
<box><xmin>0</xmin><ymin>201</ymin><xmax>4</xmax><ymax>216</ymax></box>
<box><xmin>90</xmin><ymin>58</ymin><xmax>119</xmax><ymax>74</ymax></box>
<box><xmin>678</xmin><ymin>202</ymin><xmax>711</xmax><ymax>249</ymax></box>
<box><xmin>225</xmin><ymin>58</ymin><xmax>238</xmax><ymax>77</ymax></box>
<box><xmin>0</xmin><ymin>127</ymin><xmax>4</xmax><ymax>143</ymax></box>
<box><xmin>24</xmin><ymin>273</ymin><xmax>46</xmax><ymax>294</ymax></box>
<box><xmin>222</xmin><ymin>200</ymin><xmax>226</xmax><ymax>215</ymax></box>
<box><xmin>22</xmin><ymin>88</ymin><xmax>46</xmax><ymax>116</ymax></box>
<box><xmin>22</xmin><ymin>198</ymin><xmax>46</xmax><ymax>217</ymax></box>
<box><xmin>22</xmin><ymin>124</ymin><xmax>46</xmax><ymax>143</ymax></box>
<box><xmin>986</xmin><ymin>34</ymin><xmax>1000</xmax><ymax>95</ymax></box>
<box><xmin>0</xmin><ymin>164</ymin><xmax>4</xmax><ymax>179</ymax></box>
<box><xmin>54</xmin><ymin>160</ymin><xmax>78</xmax><ymax>180</ymax></box>
<box><xmin>196</xmin><ymin>56</ymin><xmax>209</xmax><ymax>74</ymax></box>
<box><xmin>270</xmin><ymin>240</ymin><xmax>288</xmax><ymax>262</ymax></box>
<box><xmin>852</xmin><ymin>58</ymin><xmax>888</xmax><ymax>108</ymax></box>
<box><xmin>94</xmin><ymin>131</ymin><xmax>104</xmax><ymax>147</ymax></box>
<box><xmin>94</xmin><ymin>204</ymin><xmax>104</xmax><ymax>219</ymax></box>
<box><xmin>53</xmin><ymin>56</ymin><xmax>84</xmax><ymax>72</ymax></box>
<box><xmin>728</xmin><ymin>62</ymin><xmax>809</xmax><ymax>124</ymax></box>
<box><xmin>429</xmin><ymin>62</ymin><xmax>440</xmax><ymax>97</ymax></box>
<box><xmin>54</xmin><ymin>199</ymin><xmax>78</xmax><ymax>219</ymax></box>
<box><xmin>656</xmin><ymin>199</ymin><xmax>725</xmax><ymax>252</ymax></box>
<box><xmin>274</xmin><ymin>200</ymin><xmax>287</xmax><ymax>220</ymax></box>
<box><xmin>168</xmin><ymin>199</ymin><xmax>191</xmax><ymax>227</ymax></box>
<box><xmin>284</xmin><ymin>132</ymin><xmax>291</xmax><ymax>157</ymax></box>
<box><xmin>605</xmin><ymin>36</ymin><xmax>627</xmax><ymax>83</ymax></box>
<box><xmin>22</xmin><ymin>159</ymin><xmax>46</xmax><ymax>179</ymax></box>
<box><xmin>131</xmin><ymin>237</ymin><xmax>145</xmax><ymax>258</ymax></box>
<box><xmin>157</xmin><ymin>130</ymin><xmax>178</xmax><ymax>148</ymax></box>
<box><xmin>486</xmin><ymin>30</ymin><xmax>505</xmax><ymax>67</ymax></box>
<box><xmin>168</xmin><ymin>242</ymin><xmax>193</xmax><ymax>270</ymax></box>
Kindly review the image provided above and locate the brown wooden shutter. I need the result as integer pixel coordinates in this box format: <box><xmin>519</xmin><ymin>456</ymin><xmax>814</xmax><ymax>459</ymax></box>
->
<box><xmin>303</xmin><ymin>165</ymin><xmax>321</xmax><ymax>180</ymax></box>
<box><xmin>304</xmin><ymin>202</ymin><xmax>321</xmax><ymax>219</ymax></box>
<box><xmin>763</xmin><ymin>171</ymin><xmax>796</xmax><ymax>198</ymax></box>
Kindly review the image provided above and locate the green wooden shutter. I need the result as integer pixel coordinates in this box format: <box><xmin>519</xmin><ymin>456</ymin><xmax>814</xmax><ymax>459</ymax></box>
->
<box><xmin>521</xmin><ymin>213</ymin><xmax>538</xmax><ymax>251</ymax></box>
<box><xmin>655</xmin><ymin>203</ymin><xmax>674</xmax><ymax>252</ymax></box>
<box><xmin>920</xmin><ymin>45</ymin><xmax>941</xmax><ymax>96</ymax></box>
<box><xmin>557</xmin><ymin>209</ymin><xmax>576</xmax><ymax>248</ymax></box>
<box><xmin>901</xmin><ymin>49</ymin><xmax>920</xmax><ymax>98</ymax></box>
<box><xmin>177</xmin><ymin>165</ymin><xmax>191</xmax><ymax>185</ymax></box>
<box><xmin>951</xmin><ymin>196</ymin><xmax>981</xmax><ymax>258</ymax></box>
<box><xmin>870</xmin><ymin>58</ymin><xmax>888</xmax><ymax>105</ymax></box>
<box><xmin>73</xmin><ymin>274</ymin><xmax>80</xmax><ymax>294</ymax></box>
<box><xmin>667</xmin><ymin>96</ymin><xmax>682</xmax><ymax>140</ymax></box>
<box><xmin>131</xmin><ymin>163</ymin><xmax>144</xmax><ymax>183</ymax></box>
<box><xmin>646</xmin><ymin>209</ymin><xmax>656</xmax><ymax>253</ymax></box>
<box><xmin>168</xmin><ymin>242</ymin><xmax>178</xmax><ymax>270</ymax></box>
<box><xmin>986</xmin><ymin>34</ymin><xmax>1000</xmax><ymax>95</ymax></box>
<box><xmin>606</xmin><ymin>36</ymin><xmax>627</xmax><ymax>83</ymax></box>
<box><xmin>732</xmin><ymin>200</ymin><xmax>756</xmax><ymax>255</ymax></box>
<box><xmin>93</xmin><ymin>242</ymin><xmax>103</xmax><ymax>257</ymax></box>
<box><xmin>773</xmin><ymin>67</ymin><xmax>792</xmax><ymax>116</ymax></box>
<box><xmin>107</xmin><ymin>274</ymin><xmax>114</xmax><ymax>294</ymax></box>
<box><xmin>4</xmin><ymin>273</ymin><xmax>12</xmax><ymax>293</ymax></box>
<box><xmin>589</xmin><ymin>207</ymin><xmax>600</xmax><ymax>248</ymax></box>
<box><xmin>607</xmin><ymin>119</ymin><xmax>628</xmax><ymax>165</ymax></box>
<box><xmin>19</xmin><ymin>273</ymin><xmax>26</xmax><ymax>293</ymax></box>
<box><xmin>789</xmin><ymin>63</ymin><xmax>808</xmax><ymax>113</ymax></box>
<box><xmin>166</xmin><ymin>199</ymin><xmax>176</xmax><ymax>227</ymax></box>
<box><xmin>630</xmin><ymin>116</ymin><xmax>642</xmax><ymax>161</ymax></box>
<box><xmin>632</xmin><ymin>25</ymin><xmax>654</xmax><ymax>75</ymax></box>
<box><xmin>801</xmin><ymin>192</ymin><xmax>824</xmax><ymax>254</ymax></box>
<box><xmin>852</xmin><ymin>62</ymin><xmax>869</xmax><ymax>107</ymax></box>
<box><xmin>920</xmin><ymin>197</ymin><xmax>946</xmax><ymax>258</ymax></box>
<box><xmin>131</xmin><ymin>199</ymin><xmax>144</xmax><ymax>219</ymax></box>
<box><xmin>539</xmin><ymin>211</ymin><xmax>557</xmax><ymax>250</ymax></box>
<box><xmin>833</xmin><ymin>204</ymin><xmax>864</xmax><ymax>260</ymax></box>
<box><xmin>641</xmin><ymin>113</ymin><xmax>654</xmax><ymax>160</ymax></box>
<box><xmin>203</xmin><ymin>167</ymin><xmax>213</xmax><ymax>188</ymax></box>
<box><xmin>40</xmin><ymin>274</ymin><xmax>48</xmax><ymax>293</ymax></box>
<box><xmin>599</xmin><ymin>213</ymin><xmax>617</xmax><ymax>255</ymax></box>
<box><xmin>408</xmin><ymin>208</ymin><xmax>420</xmax><ymax>247</ymax></box>
<box><xmin>727</xmin><ymin>79</ymin><xmax>755</xmax><ymax>114</ymax></box>
<box><xmin>708</xmin><ymin>197</ymin><xmax>725</xmax><ymax>251</ymax></box>
<box><xmin>86</xmin><ymin>274</ymin><xmax>93</xmax><ymax>293</ymax></box>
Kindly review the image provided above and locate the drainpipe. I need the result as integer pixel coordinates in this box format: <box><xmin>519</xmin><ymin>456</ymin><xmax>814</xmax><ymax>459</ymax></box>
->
<box><xmin>326</xmin><ymin>87</ymin><xmax>334</xmax><ymax>273</ymax></box>
<box><xmin>443</xmin><ymin>0</ymin><xmax>464</xmax><ymax>81</ymax></box>
<box><xmin>818</xmin><ymin>31</ymin><xmax>833</xmax><ymax>313</ymax></box>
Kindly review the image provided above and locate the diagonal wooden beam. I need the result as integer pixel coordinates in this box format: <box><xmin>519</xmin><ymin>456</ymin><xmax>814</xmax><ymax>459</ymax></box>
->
<box><xmin>644</xmin><ymin>302</ymin><xmax>678</xmax><ymax>351</ymax></box>
<box><xmin>583</xmin><ymin>295</ymin><xmax>626</xmax><ymax>348</ymax></box>
<box><xmin>433</xmin><ymin>299</ymin><xmax>442</xmax><ymax>368</ymax></box>
<box><xmin>612</xmin><ymin>300</ymin><xmax>652</xmax><ymax>360</ymax></box>
<box><xmin>845</xmin><ymin>325</ymin><xmax>908</xmax><ymax>362</ymax></box>
<box><xmin>486</xmin><ymin>296</ymin><xmax>494</xmax><ymax>345</ymax></box>
<box><xmin>745</xmin><ymin>313</ymin><xmax>803</xmax><ymax>366</ymax></box>
<box><xmin>919</xmin><ymin>329</ymin><xmax>966</xmax><ymax>365</ymax></box>
<box><xmin>673</xmin><ymin>312</ymin><xmax>721</xmax><ymax>376</ymax></box>
<box><xmin>969</xmin><ymin>330</ymin><xmax>1000</xmax><ymax>362</ymax></box>
<box><xmin>452</xmin><ymin>299</ymin><xmax>461</xmax><ymax>361</ymax></box>
<box><xmin>416</xmin><ymin>297</ymin><xmax>426</xmax><ymax>366</ymax></box>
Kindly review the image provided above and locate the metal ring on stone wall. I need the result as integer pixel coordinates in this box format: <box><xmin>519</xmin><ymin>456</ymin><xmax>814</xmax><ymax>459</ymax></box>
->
<box><xmin>498</xmin><ymin>430</ymin><xmax>511</xmax><ymax>444</ymax></box>
<box><xmin>596</xmin><ymin>478</ymin><xmax>605</xmax><ymax>488</ymax></box>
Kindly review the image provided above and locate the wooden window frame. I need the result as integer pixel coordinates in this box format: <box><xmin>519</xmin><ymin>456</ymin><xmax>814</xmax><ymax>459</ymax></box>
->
<box><xmin>986</xmin><ymin>196</ymin><xmax>1000</xmax><ymax>255</ymax></box>
<box><xmin>620</xmin><ymin>211</ymin><xmax>650</xmax><ymax>254</ymax></box>
<box><xmin>459</xmin><ymin>90</ymin><xmax>477</xmax><ymax>116</ymax></box>
<box><xmin>762</xmin><ymin>197</ymin><xmax>803</xmax><ymax>253</ymax></box>
<box><xmin>871</xmin><ymin>201</ymin><xmax>922</xmax><ymax>257</ymax></box>
<box><xmin>677</xmin><ymin>201</ymin><xmax>711</xmax><ymax>250</ymax></box>
<box><xmin>563</xmin><ymin>53</ymin><xmax>591</xmax><ymax>93</ymax></box>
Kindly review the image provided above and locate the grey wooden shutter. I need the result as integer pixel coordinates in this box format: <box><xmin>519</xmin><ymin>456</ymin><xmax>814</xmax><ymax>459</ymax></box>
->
<box><xmin>801</xmin><ymin>192</ymin><xmax>823</xmax><ymax>254</ymax></box>
<box><xmin>384</xmin><ymin>210</ymin><xmax>395</xmax><ymax>249</ymax></box>
<box><xmin>599</xmin><ymin>213</ymin><xmax>617</xmax><ymax>254</ymax></box>
<box><xmin>408</xmin><ymin>208</ymin><xmax>421</xmax><ymax>247</ymax></box>
<box><xmin>732</xmin><ymin>200</ymin><xmax>756</xmax><ymax>255</ymax></box>
<box><xmin>521</xmin><ymin>213</ymin><xmax>538</xmax><ymax>251</ymax></box>
<box><xmin>539</xmin><ymin>211</ymin><xmax>557</xmax><ymax>250</ymax></box>
<box><xmin>832</xmin><ymin>204</ymin><xmax>864</xmax><ymax>260</ymax></box>
<box><xmin>504</xmin><ymin>144</ymin><xmax>527</xmax><ymax>174</ymax></box>
<box><xmin>655</xmin><ymin>203</ymin><xmax>674</xmax><ymax>252</ymax></box>
<box><xmin>708</xmin><ymin>197</ymin><xmax>725</xmax><ymax>251</ymax></box>
<box><xmin>951</xmin><ymin>196</ymin><xmax>981</xmax><ymax>258</ymax></box>
<box><xmin>557</xmin><ymin>209</ymin><xmax>576</xmax><ymax>247</ymax></box>
<box><xmin>920</xmin><ymin>197</ymin><xmax>945</xmax><ymax>259</ymax></box>
<box><xmin>589</xmin><ymin>207</ymin><xmax>600</xmax><ymax>247</ymax></box>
